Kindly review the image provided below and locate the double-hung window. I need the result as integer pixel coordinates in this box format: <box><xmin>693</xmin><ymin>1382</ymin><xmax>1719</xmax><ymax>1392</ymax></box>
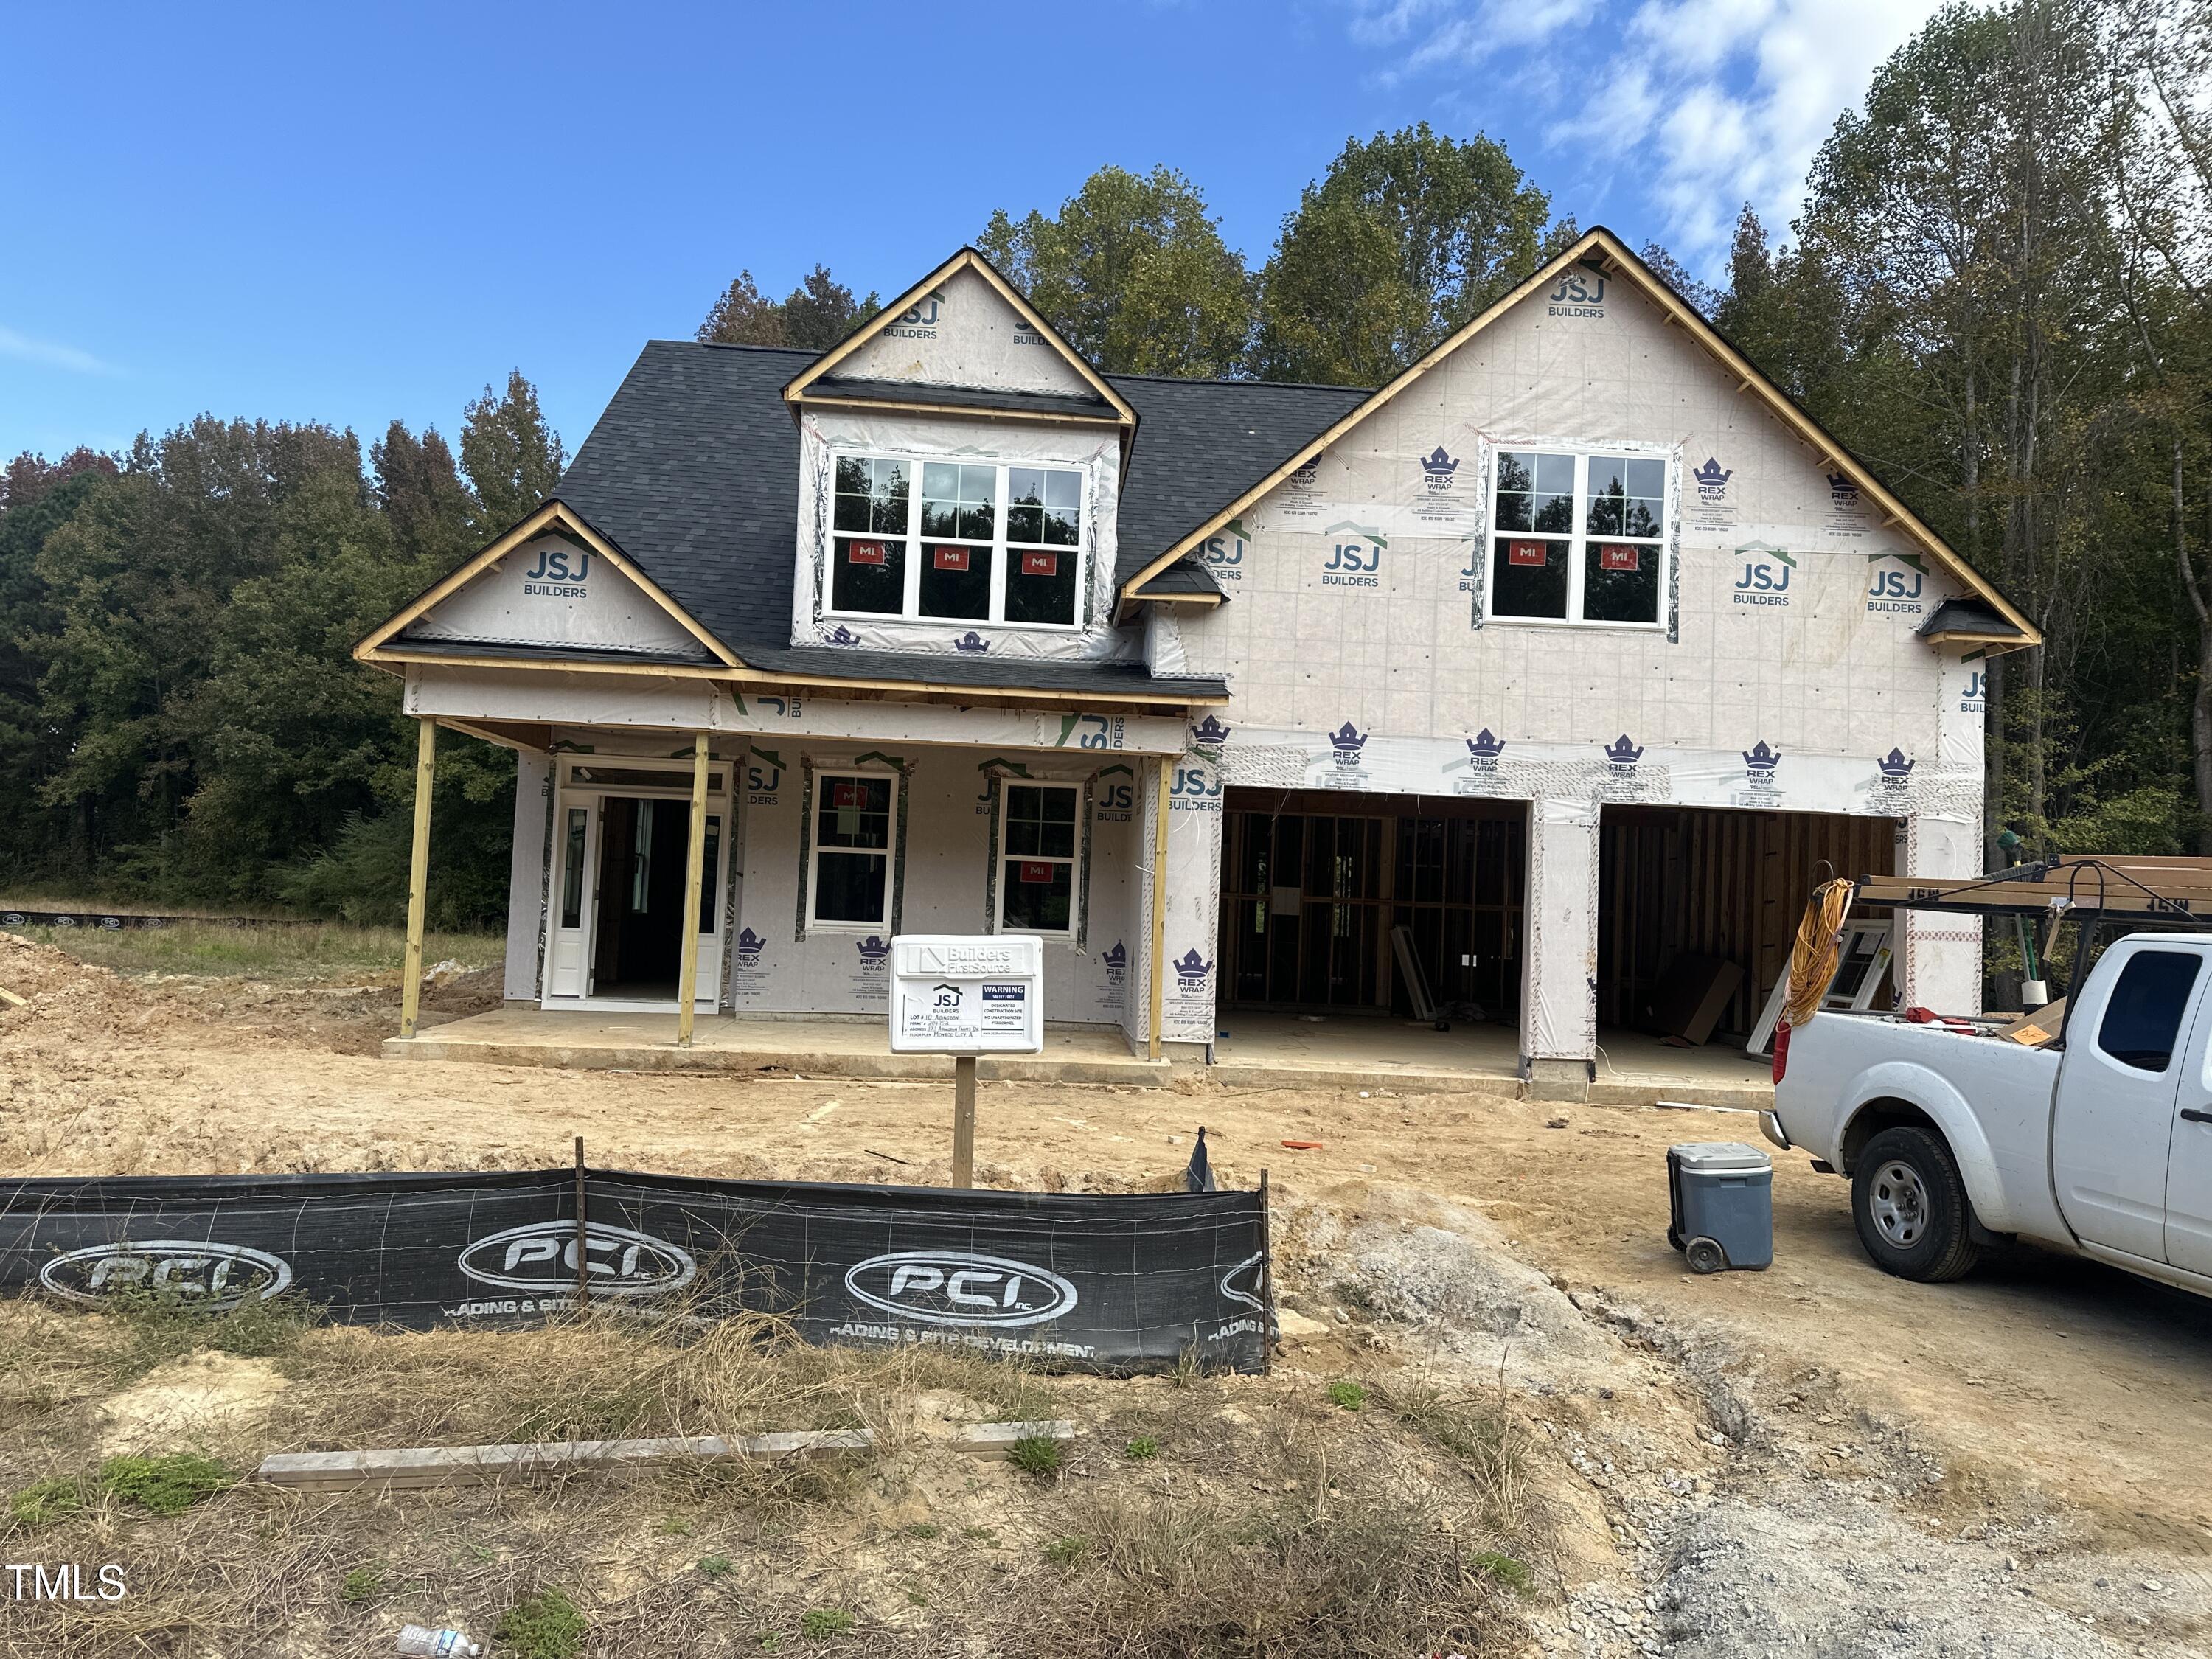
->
<box><xmin>1487</xmin><ymin>449</ymin><xmax>1669</xmax><ymax>627</ymax></box>
<box><xmin>831</xmin><ymin>453</ymin><xmax>1085</xmax><ymax>629</ymax></box>
<box><xmin>812</xmin><ymin>771</ymin><xmax>897</xmax><ymax>928</ymax></box>
<box><xmin>998</xmin><ymin>782</ymin><xmax>1079</xmax><ymax>933</ymax></box>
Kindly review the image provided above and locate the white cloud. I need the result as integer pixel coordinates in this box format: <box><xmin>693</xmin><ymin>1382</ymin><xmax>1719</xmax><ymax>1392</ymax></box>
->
<box><xmin>1342</xmin><ymin>0</ymin><xmax>1960</xmax><ymax>263</ymax></box>
<box><xmin>0</xmin><ymin>324</ymin><xmax>114</xmax><ymax>376</ymax></box>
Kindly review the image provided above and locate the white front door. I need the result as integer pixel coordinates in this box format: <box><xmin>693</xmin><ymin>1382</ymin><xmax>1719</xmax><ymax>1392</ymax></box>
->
<box><xmin>2052</xmin><ymin>937</ymin><xmax>2211</xmax><ymax>1261</ymax></box>
<box><xmin>692</xmin><ymin>810</ymin><xmax>726</xmax><ymax>1008</ymax></box>
<box><xmin>542</xmin><ymin>785</ymin><xmax>726</xmax><ymax>1010</ymax></box>
<box><xmin>546</xmin><ymin>796</ymin><xmax>601</xmax><ymax>999</ymax></box>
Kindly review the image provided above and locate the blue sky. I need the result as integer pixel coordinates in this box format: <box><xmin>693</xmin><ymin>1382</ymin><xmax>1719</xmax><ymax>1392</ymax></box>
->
<box><xmin>1</xmin><ymin>0</ymin><xmax>1948</xmax><ymax>467</ymax></box>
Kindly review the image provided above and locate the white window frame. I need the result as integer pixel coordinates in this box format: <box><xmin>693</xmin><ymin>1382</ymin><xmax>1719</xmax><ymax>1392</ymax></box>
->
<box><xmin>1481</xmin><ymin>443</ymin><xmax>1673</xmax><ymax>630</ymax></box>
<box><xmin>809</xmin><ymin>767</ymin><xmax>900</xmax><ymax>931</ymax></box>
<box><xmin>826</xmin><ymin>451</ymin><xmax>1087</xmax><ymax>633</ymax></box>
<box><xmin>995</xmin><ymin>780</ymin><xmax>1082</xmax><ymax>937</ymax></box>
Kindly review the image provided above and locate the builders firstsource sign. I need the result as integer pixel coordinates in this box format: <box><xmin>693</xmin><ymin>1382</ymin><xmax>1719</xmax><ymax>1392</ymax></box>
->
<box><xmin>888</xmin><ymin>934</ymin><xmax>1043</xmax><ymax>1054</ymax></box>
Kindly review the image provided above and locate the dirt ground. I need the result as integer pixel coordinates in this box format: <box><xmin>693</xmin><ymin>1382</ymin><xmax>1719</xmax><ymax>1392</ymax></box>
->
<box><xmin>7</xmin><ymin>928</ymin><xmax>2212</xmax><ymax>1655</ymax></box>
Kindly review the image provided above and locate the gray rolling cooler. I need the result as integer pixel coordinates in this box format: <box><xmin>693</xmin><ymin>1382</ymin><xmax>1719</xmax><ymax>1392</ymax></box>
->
<box><xmin>1666</xmin><ymin>1142</ymin><xmax>1773</xmax><ymax>1273</ymax></box>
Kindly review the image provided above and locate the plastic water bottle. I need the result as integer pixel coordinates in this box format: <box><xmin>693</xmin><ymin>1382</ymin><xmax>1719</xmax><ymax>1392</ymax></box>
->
<box><xmin>395</xmin><ymin>1628</ymin><xmax>480</xmax><ymax>1658</ymax></box>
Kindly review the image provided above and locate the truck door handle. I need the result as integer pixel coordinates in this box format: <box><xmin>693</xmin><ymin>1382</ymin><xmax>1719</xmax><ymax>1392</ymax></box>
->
<box><xmin>2182</xmin><ymin>1109</ymin><xmax>2212</xmax><ymax>1125</ymax></box>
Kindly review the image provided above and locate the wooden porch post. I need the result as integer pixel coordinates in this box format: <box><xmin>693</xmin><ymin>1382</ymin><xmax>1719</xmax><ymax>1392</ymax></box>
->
<box><xmin>398</xmin><ymin>717</ymin><xmax>437</xmax><ymax>1039</ymax></box>
<box><xmin>1149</xmin><ymin>754</ymin><xmax>1171</xmax><ymax>1061</ymax></box>
<box><xmin>676</xmin><ymin>731</ymin><xmax>710</xmax><ymax>1047</ymax></box>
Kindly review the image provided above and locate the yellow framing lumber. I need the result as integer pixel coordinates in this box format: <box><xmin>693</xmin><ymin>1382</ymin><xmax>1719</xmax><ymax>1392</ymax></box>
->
<box><xmin>398</xmin><ymin>717</ymin><xmax>436</xmax><ymax>1040</ymax></box>
<box><xmin>675</xmin><ymin>732</ymin><xmax>710</xmax><ymax>1046</ymax></box>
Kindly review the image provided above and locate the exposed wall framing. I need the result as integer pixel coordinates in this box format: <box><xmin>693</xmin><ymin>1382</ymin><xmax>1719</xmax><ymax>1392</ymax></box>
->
<box><xmin>1596</xmin><ymin>806</ymin><xmax>1898</xmax><ymax>1036</ymax></box>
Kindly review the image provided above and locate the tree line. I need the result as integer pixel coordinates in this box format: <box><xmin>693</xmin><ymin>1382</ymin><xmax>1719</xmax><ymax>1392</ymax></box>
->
<box><xmin>4</xmin><ymin>0</ymin><xmax>2207</xmax><ymax>928</ymax></box>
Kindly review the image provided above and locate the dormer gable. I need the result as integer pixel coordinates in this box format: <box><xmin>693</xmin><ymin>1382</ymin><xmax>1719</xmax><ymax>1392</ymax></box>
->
<box><xmin>784</xmin><ymin>248</ymin><xmax>1135</xmax><ymax>436</ymax></box>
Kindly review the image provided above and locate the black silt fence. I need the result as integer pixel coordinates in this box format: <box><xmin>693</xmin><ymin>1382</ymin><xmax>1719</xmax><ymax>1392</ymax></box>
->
<box><xmin>0</xmin><ymin>1169</ymin><xmax>1272</xmax><ymax>1374</ymax></box>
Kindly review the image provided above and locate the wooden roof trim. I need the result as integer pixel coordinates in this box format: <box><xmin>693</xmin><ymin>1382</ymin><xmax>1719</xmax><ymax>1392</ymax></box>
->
<box><xmin>352</xmin><ymin>501</ymin><xmax>745</xmax><ymax>669</ymax></box>
<box><xmin>1114</xmin><ymin>226</ymin><xmax>2040</xmax><ymax>648</ymax></box>
<box><xmin>360</xmin><ymin>647</ymin><xmax>732</xmax><ymax>681</ymax></box>
<box><xmin>727</xmin><ymin>665</ymin><xmax>1226</xmax><ymax>708</ymax></box>
<box><xmin>786</xmin><ymin>390</ymin><xmax>1126</xmax><ymax>428</ymax></box>
<box><xmin>364</xmin><ymin>647</ymin><xmax>1227</xmax><ymax>709</ymax></box>
<box><xmin>779</xmin><ymin>247</ymin><xmax>1135</xmax><ymax>428</ymax></box>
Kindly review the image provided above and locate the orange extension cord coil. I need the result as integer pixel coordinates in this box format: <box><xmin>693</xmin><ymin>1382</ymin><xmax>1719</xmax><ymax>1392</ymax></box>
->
<box><xmin>1781</xmin><ymin>878</ymin><xmax>1856</xmax><ymax>1032</ymax></box>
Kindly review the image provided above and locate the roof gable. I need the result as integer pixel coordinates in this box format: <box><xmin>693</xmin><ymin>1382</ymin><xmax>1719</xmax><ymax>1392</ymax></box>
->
<box><xmin>357</xmin><ymin>500</ymin><xmax>737</xmax><ymax>670</ymax></box>
<box><xmin>783</xmin><ymin>248</ymin><xmax>1135</xmax><ymax>428</ymax></box>
<box><xmin>1113</xmin><ymin>227</ymin><xmax>2037</xmax><ymax>650</ymax></box>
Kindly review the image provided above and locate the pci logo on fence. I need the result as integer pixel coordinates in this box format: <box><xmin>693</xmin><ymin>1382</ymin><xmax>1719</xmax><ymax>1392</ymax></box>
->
<box><xmin>844</xmin><ymin>1251</ymin><xmax>1077</xmax><ymax>1328</ymax></box>
<box><xmin>456</xmin><ymin>1221</ymin><xmax>696</xmax><ymax>1298</ymax></box>
<box><xmin>39</xmin><ymin>1240</ymin><xmax>292</xmax><ymax>1310</ymax></box>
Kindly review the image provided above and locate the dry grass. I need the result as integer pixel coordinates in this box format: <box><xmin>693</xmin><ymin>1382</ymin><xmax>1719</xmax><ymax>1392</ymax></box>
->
<box><xmin>0</xmin><ymin>1290</ymin><xmax>1548</xmax><ymax>1657</ymax></box>
<box><xmin>10</xmin><ymin>917</ymin><xmax>500</xmax><ymax>984</ymax></box>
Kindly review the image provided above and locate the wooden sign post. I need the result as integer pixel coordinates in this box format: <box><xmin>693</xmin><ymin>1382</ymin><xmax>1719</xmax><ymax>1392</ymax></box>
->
<box><xmin>888</xmin><ymin>935</ymin><xmax>1043</xmax><ymax>1189</ymax></box>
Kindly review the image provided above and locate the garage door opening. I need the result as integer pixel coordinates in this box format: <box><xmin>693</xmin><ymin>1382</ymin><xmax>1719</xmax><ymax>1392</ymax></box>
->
<box><xmin>1219</xmin><ymin>790</ymin><xmax>1526</xmax><ymax>1022</ymax></box>
<box><xmin>1597</xmin><ymin>807</ymin><xmax>1898</xmax><ymax>1047</ymax></box>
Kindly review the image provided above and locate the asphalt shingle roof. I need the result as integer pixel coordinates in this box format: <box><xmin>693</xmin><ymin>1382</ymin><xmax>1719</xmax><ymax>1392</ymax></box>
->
<box><xmin>543</xmin><ymin>340</ymin><xmax>1368</xmax><ymax>698</ymax></box>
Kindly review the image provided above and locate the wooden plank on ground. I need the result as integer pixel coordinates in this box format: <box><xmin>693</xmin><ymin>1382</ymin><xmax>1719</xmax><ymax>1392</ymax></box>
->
<box><xmin>953</xmin><ymin>1420</ymin><xmax>1079</xmax><ymax>1461</ymax></box>
<box><xmin>254</xmin><ymin>1420</ymin><xmax>1077</xmax><ymax>1491</ymax></box>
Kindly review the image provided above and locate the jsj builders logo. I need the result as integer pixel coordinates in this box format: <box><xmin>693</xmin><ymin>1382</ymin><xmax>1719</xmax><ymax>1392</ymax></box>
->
<box><xmin>746</xmin><ymin>747</ymin><xmax>784</xmax><ymax>804</ymax></box>
<box><xmin>976</xmin><ymin>757</ymin><xmax>1032</xmax><ymax>817</ymax></box>
<box><xmin>1199</xmin><ymin>517</ymin><xmax>1251</xmax><ymax>583</ymax></box>
<box><xmin>886</xmin><ymin>290</ymin><xmax>942</xmax><ymax>340</ymax></box>
<box><xmin>1733</xmin><ymin>543</ymin><xmax>1795</xmax><ymax>608</ymax></box>
<box><xmin>1320</xmin><ymin>521</ymin><xmax>1385</xmax><ymax>588</ymax></box>
<box><xmin>1866</xmin><ymin>553</ymin><xmax>1927</xmax><ymax>616</ymax></box>
<box><xmin>1547</xmin><ymin>261</ymin><xmax>1608</xmax><ymax>318</ymax></box>
<box><xmin>521</xmin><ymin>539</ymin><xmax>590</xmax><ymax>599</ymax></box>
<box><xmin>1170</xmin><ymin>763</ymin><xmax>1222</xmax><ymax>812</ymax></box>
<box><xmin>1093</xmin><ymin>762</ymin><xmax>1135</xmax><ymax>823</ymax></box>
<box><xmin>1961</xmin><ymin>668</ymin><xmax>1986</xmax><ymax>715</ymax></box>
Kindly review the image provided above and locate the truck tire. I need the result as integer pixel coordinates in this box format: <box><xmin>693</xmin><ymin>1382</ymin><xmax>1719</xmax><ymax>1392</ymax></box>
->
<box><xmin>1852</xmin><ymin>1125</ymin><xmax>1981</xmax><ymax>1282</ymax></box>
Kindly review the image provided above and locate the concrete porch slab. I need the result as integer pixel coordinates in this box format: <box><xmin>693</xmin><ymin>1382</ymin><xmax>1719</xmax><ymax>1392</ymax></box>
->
<box><xmin>389</xmin><ymin>1006</ymin><xmax>1775</xmax><ymax>1108</ymax></box>
<box><xmin>387</xmin><ymin>1009</ymin><xmax>1166</xmax><ymax>1085</ymax></box>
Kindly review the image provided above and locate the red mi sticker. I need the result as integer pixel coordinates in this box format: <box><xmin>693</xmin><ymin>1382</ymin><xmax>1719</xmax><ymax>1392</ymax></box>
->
<box><xmin>1019</xmin><ymin>860</ymin><xmax>1054</xmax><ymax>884</ymax></box>
<box><xmin>1599</xmin><ymin>543</ymin><xmax>1641</xmax><ymax>571</ymax></box>
<box><xmin>932</xmin><ymin>545</ymin><xmax>970</xmax><ymax>571</ymax></box>
<box><xmin>1507</xmin><ymin>540</ymin><xmax>1548</xmax><ymax>567</ymax></box>
<box><xmin>1020</xmin><ymin>552</ymin><xmax>1059</xmax><ymax>577</ymax></box>
<box><xmin>832</xmin><ymin>783</ymin><xmax>863</xmax><ymax>807</ymax></box>
<box><xmin>847</xmin><ymin>540</ymin><xmax>886</xmax><ymax>566</ymax></box>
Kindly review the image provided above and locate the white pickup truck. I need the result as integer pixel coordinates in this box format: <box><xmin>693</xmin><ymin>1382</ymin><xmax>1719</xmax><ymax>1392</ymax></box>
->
<box><xmin>1772</xmin><ymin>931</ymin><xmax>2212</xmax><ymax>1290</ymax></box>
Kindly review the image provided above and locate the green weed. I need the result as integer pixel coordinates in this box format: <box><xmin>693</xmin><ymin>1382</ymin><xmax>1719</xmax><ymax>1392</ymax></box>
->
<box><xmin>8</xmin><ymin>1477</ymin><xmax>80</xmax><ymax>1528</ymax></box>
<box><xmin>1006</xmin><ymin>1434</ymin><xmax>1065</xmax><ymax>1481</ymax></box>
<box><xmin>494</xmin><ymin>1588</ymin><xmax>586</xmax><ymax>1659</ymax></box>
<box><xmin>97</xmin><ymin>1453</ymin><xmax>229</xmax><ymax>1514</ymax></box>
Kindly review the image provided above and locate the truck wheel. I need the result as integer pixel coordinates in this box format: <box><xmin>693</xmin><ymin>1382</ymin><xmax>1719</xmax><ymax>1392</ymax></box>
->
<box><xmin>1852</xmin><ymin>1126</ymin><xmax>1981</xmax><ymax>1282</ymax></box>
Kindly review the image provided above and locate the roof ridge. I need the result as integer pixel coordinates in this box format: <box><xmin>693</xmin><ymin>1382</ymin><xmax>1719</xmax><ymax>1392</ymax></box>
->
<box><xmin>653</xmin><ymin>339</ymin><xmax>824</xmax><ymax>359</ymax></box>
<box><xmin>1105</xmin><ymin>370</ymin><xmax>1374</xmax><ymax>393</ymax></box>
